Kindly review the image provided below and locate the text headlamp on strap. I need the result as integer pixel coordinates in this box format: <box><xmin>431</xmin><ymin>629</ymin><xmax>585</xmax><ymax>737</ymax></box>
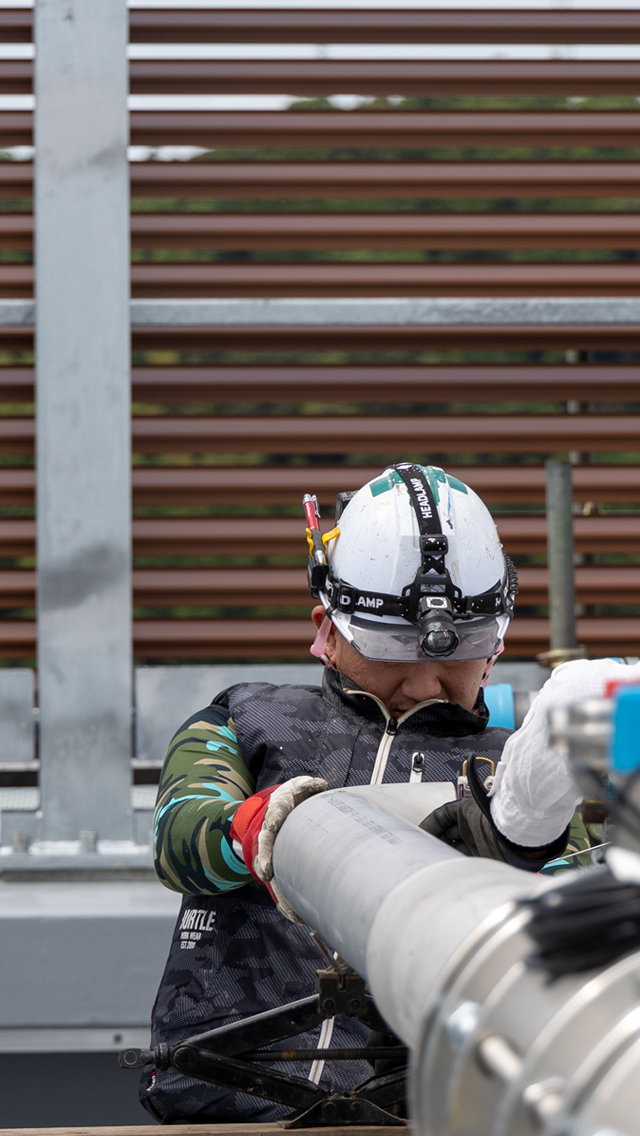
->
<box><xmin>393</xmin><ymin>462</ymin><xmax>443</xmax><ymax>534</ymax></box>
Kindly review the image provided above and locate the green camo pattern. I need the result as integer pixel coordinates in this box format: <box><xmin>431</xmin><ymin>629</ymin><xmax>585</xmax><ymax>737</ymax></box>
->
<box><xmin>153</xmin><ymin>704</ymin><xmax>254</xmax><ymax>895</ymax></box>
<box><xmin>541</xmin><ymin>811</ymin><xmax>593</xmax><ymax>876</ymax></box>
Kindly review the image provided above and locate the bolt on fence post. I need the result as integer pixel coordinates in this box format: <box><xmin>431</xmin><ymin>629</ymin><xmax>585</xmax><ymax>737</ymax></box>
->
<box><xmin>545</xmin><ymin>459</ymin><xmax>578</xmax><ymax>656</ymax></box>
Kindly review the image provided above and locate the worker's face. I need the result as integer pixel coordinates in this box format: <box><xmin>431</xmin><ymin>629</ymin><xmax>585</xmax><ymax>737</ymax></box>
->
<box><xmin>312</xmin><ymin>607</ymin><xmax>487</xmax><ymax>716</ymax></box>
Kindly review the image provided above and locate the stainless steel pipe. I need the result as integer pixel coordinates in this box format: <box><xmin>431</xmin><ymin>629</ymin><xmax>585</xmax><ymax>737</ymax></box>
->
<box><xmin>273</xmin><ymin>784</ymin><xmax>640</xmax><ymax>1136</ymax></box>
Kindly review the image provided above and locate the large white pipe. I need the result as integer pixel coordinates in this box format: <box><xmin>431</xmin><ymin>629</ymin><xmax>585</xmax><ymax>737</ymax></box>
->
<box><xmin>273</xmin><ymin>784</ymin><xmax>539</xmax><ymax>1048</ymax></box>
<box><xmin>273</xmin><ymin>785</ymin><xmax>640</xmax><ymax>1136</ymax></box>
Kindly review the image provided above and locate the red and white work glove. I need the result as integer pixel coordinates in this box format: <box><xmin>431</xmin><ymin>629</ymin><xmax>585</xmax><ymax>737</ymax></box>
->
<box><xmin>230</xmin><ymin>776</ymin><xmax>327</xmax><ymax>922</ymax></box>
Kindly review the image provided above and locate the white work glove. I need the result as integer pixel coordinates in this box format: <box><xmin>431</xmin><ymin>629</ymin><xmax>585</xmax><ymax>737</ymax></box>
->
<box><xmin>230</xmin><ymin>775</ymin><xmax>327</xmax><ymax>922</ymax></box>
<box><xmin>490</xmin><ymin>658</ymin><xmax>640</xmax><ymax>848</ymax></box>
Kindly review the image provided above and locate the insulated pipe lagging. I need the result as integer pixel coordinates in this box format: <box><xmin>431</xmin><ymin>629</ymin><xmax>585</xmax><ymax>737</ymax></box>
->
<box><xmin>272</xmin><ymin>784</ymin><xmax>540</xmax><ymax>1049</ymax></box>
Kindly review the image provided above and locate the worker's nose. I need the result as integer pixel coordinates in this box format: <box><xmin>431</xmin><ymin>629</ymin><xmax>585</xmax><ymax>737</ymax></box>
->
<box><xmin>398</xmin><ymin>665</ymin><xmax>444</xmax><ymax>703</ymax></box>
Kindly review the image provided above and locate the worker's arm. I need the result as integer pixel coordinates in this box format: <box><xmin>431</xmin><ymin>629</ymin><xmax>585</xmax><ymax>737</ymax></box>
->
<box><xmin>424</xmin><ymin>658</ymin><xmax>636</xmax><ymax>872</ymax></box>
<box><xmin>153</xmin><ymin>705</ymin><xmax>255</xmax><ymax>895</ymax></box>
<box><xmin>421</xmin><ymin>798</ymin><xmax>590</xmax><ymax>873</ymax></box>
<box><xmin>490</xmin><ymin>658</ymin><xmax>639</xmax><ymax>847</ymax></box>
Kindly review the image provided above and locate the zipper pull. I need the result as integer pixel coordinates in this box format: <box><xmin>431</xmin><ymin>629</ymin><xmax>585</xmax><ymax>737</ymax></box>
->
<box><xmin>387</xmin><ymin>717</ymin><xmax>398</xmax><ymax>735</ymax></box>
<box><xmin>410</xmin><ymin>751</ymin><xmax>424</xmax><ymax>784</ymax></box>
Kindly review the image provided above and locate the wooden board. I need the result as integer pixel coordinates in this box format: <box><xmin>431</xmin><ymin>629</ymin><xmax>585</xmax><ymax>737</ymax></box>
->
<box><xmin>0</xmin><ymin>1127</ymin><xmax>407</xmax><ymax>1136</ymax></box>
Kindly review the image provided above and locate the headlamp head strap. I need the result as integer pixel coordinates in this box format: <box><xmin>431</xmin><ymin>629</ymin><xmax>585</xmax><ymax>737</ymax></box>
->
<box><xmin>391</xmin><ymin>464</ymin><xmax>465</xmax><ymax>655</ymax></box>
<box><xmin>391</xmin><ymin>463</ymin><xmax>457</xmax><ymax>622</ymax></box>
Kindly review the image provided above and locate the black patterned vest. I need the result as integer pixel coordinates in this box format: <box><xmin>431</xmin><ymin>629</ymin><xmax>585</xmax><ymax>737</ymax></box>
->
<box><xmin>141</xmin><ymin>669</ymin><xmax>510</xmax><ymax>1123</ymax></box>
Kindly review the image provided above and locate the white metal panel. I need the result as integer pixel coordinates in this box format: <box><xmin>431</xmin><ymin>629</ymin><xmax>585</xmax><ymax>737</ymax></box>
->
<box><xmin>0</xmin><ymin>880</ymin><xmax>180</xmax><ymax>1029</ymax></box>
<box><xmin>0</xmin><ymin>669</ymin><xmax>35</xmax><ymax>763</ymax></box>
<box><xmin>35</xmin><ymin>0</ymin><xmax>132</xmax><ymax>840</ymax></box>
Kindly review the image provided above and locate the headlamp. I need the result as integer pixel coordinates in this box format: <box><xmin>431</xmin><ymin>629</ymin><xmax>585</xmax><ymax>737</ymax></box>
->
<box><xmin>417</xmin><ymin>596</ymin><xmax>460</xmax><ymax>658</ymax></box>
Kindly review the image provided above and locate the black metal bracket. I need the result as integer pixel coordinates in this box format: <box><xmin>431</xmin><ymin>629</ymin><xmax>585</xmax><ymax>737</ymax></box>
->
<box><xmin>315</xmin><ymin>967</ymin><xmax>368</xmax><ymax>1017</ymax></box>
<box><xmin>119</xmin><ymin>966</ymin><xmax>407</xmax><ymax>1127</ymax></box>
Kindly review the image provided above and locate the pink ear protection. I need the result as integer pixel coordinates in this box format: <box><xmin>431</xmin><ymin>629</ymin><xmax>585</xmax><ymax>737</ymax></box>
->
<box><xmin>310</xmin><ymin>615</ymin><xmax>335</xmax><ymax>668</ymax></box>
<box><xmin>481</xmin><ymin>640</ymin><xmax>505</xmax><ymax>688</ymax></box>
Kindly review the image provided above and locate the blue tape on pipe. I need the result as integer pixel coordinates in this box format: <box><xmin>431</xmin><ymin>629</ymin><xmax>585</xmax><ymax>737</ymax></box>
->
<box><xmin>484</xmin><ymin>683</ymin><xmax>515</xmax><ymax>730</ymax></box>
<box><xmin>611</xmin><ymin>686</ymin><xmax>640</xmax><ymax>773</ymax></box>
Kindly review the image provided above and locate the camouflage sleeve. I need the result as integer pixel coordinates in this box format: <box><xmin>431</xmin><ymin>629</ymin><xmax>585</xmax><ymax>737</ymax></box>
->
<box><xmin>539</xmin><ymin>811</ymin><xmax>593</xmax><ymax>876</ymax></box>
<box><xmin>153</xmin><ymin>704</ymin><xmax>255</xmax><ymax>896</ymax></box>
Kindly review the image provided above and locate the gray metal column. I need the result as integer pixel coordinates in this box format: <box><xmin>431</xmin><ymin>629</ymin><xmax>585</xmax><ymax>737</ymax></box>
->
<box><xmin>35</xmin><ymin>0</ymin><xmax>132</xmax><ymax>840</ymax></box>
<box><xmin>545</xmin><ymin>459</ymin><xmax>577</xmax><ymax>652</ymax></box>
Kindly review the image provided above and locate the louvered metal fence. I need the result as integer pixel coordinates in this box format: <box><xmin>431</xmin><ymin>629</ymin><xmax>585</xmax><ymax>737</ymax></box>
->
<box><xmin>0</xmin><ymin>6</ymin><xmax>639</xmax><ymax>660</ymax></box>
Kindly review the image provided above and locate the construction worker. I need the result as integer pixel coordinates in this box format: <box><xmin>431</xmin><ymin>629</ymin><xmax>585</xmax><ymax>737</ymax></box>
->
<box><xmin>141</xmin><ymin>463</ymin><xmax>588</xmax><ymax>1123</ymax></box>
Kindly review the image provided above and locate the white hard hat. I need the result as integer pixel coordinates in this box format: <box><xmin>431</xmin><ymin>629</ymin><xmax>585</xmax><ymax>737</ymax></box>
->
<box><xmin>308</xmin><ymin>463</ymin><xmax>517</xmax><ymax>663</ymax></box>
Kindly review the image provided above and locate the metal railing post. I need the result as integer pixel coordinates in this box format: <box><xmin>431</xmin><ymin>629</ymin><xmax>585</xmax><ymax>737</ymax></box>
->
<box><xmin>35</xmin><ymin>0</ymin><xmax>132</xmax><ymax>841</ymax></box>
<box><xmin>543</xmin><ymin>459</ymin><xmax>585</xmax><ymax>666</ymax></box>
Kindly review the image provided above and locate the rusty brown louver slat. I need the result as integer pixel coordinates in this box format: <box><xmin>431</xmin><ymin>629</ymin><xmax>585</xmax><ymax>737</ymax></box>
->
<box><xmin>1</xmin><ymin>324</ymin><xmax>640</xmax><ymax>352</ymax></box>
<box><xmin>0</xmin><ymin>108</ymin><xmax>624</xmax><ymax>150</ymax></box>
<box><xmin>1</xmin><ymin>515</ymin><xmax>640</xmax><ymax>558</ymax></box>
<box><xmin>127</xmin><ymin>60</ymin><xmax>640</xmax><ymax>97</ymax></box>
<box><xmin>125</xmin><ymin>618</ymin><xmax>640</xmax><ymax>660</ymax></box>
<box><xmin>126</xmin><ymin>416</ymin><xmax>640</xmax><ymax>455</ymax></box>
<box><xmin>127</xmin><ymin>264</ymin><xmax>640</xmax><ymax>298</ymax></box>
<box><xmin>5</xmin><ymin>161</ymin><xmax>640</xmax><ymax>200</ymax></box>
<box><xmin>14</xmin><ymin>8</ymin><xmax>640</xmax><ymax>44</ymax></box>
<box><xmin>0</xmin><ymin>414</ymin><xmax>632</xmax><ymax>461</ymax></box>
<box><xmin>129</xmin><ymin>162</ymin><xmax>640</xmax><ymax>199</ymax></box>
<box><xmin>0</xmin><ymin>364</ymin><xmax>635</xmax><ymax>402</ymax></box>
<box><xmin>0</xmin><ymin>617</ymin><xmax>638</xmax><ymax>661</ymax></box>
<box><xmin>0</xmin><ymin>565</ymin><xmax>638</xmax><ymax>609</ymax></box>
<box><xmin>130</xmin><ymin>325</ymin><xmax>640</xmax><ymax>353</ymax></box>
<box><xmin>129</xmin><ymin>111</ymin><xmax>640</xmax><ymax>149</ymax></box>
<box><xmin>0</xmin><ymin>61</ymin><xmax>31</xmax><ymax>93</ymax></box>
<box><xmin>128</xmin><ymin>214</ymin><xmax>640</xmax><ymax>252</ymax></box>
<box><xmin>129</xmin><ymin>365</ymin><xmax>640</xmax><ymax>402</ymax></box>
<box><xmin>128</xmin><ymin>10</ymin><xmax>640</xmax><ymax>44</ymax></box>
<box><xmin>0</xmin><ymin>464</ymin><xmax>639</xmax><ymax>507</ymax></box>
